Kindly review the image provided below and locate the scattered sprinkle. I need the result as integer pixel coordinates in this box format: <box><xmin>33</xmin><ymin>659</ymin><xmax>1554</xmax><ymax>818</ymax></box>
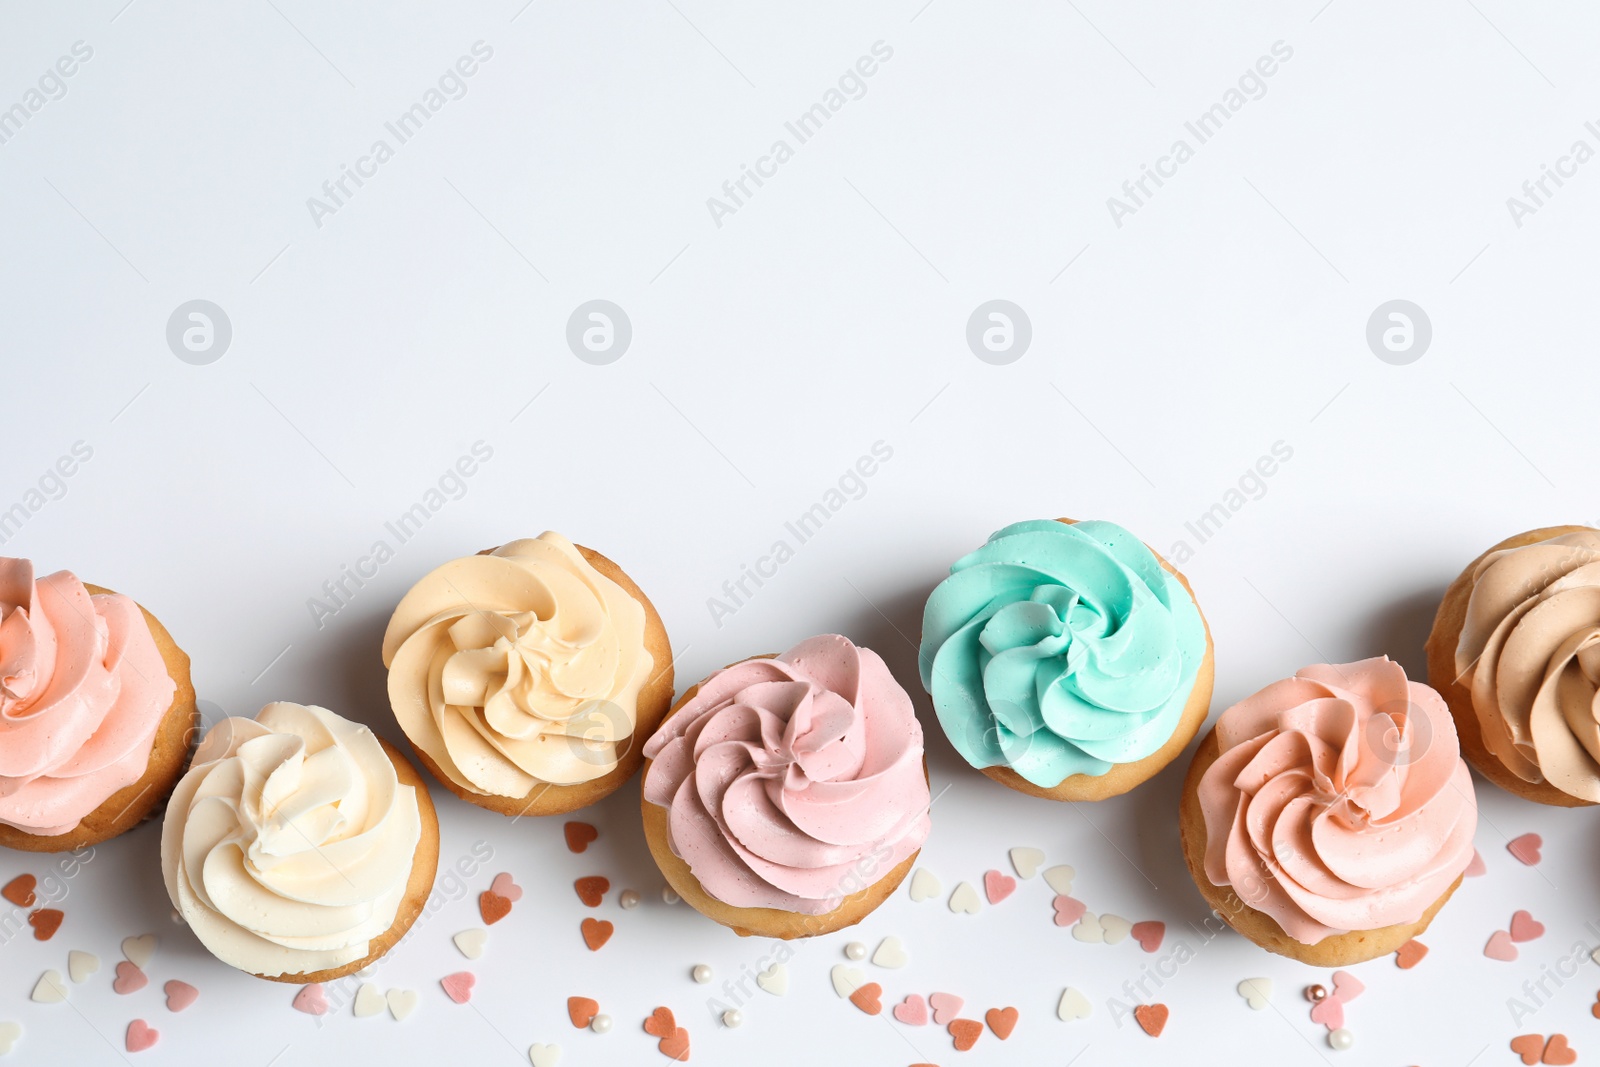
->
<box><xmin>721</xmin><ymin>1009</ymin><xmax>742</xmax><ymax>1029</ymax></box>
<box><xmin>163</xmin><ymin>980</ymin><xmax>198</xmax><ymax>1012</ymax></box>
<box><xmin>292</xmin><ymin>984</ymin><xmax>329</xmax><ymax>1016</ymax></box>
<box><xmin>643</xmin><ymin>1007</ymin><xmax>689</xmax><ymax>1061</ymax></box>
<box><xmin>829</xmin><ymin>966</ymin><xmax>864</xmax><ymax>998</ymax></box>
<box><xmin>1328</xmin><ymin>1027</ymin><xmax>1354</xmax><ymax>1051</ymax></box>
<box><xmin>567</xmin><ymin>997</ymin><xmax>600</xmax><ymax>1028</ymax></box>
<box><xmin>1057</xmin><ymin>987</ymin><xmax>1092</xmax><ymax>1021</ymax></box>
<box><xmin>1395</xmin><ymin>940</ymin><xmax>1428</xmax><ymax>969</ymax></box>
<box><xmin>386</xmin><ymin>988</ymin><xmax>419</xmax><ymax>1022</ymax></box>
<box><xmin>1133</xmin><ymin>1003</ymin><xmax>1169</xmax><ymax>1037</ymax></box>
<box><xmin>1</xmin><ymin>875</ymin><xmax>36</xmax><ymax>908</ymax></box>
<box><xmin>0</xmin><ymin>1021</ymin><xmax>20</xmax><ymax>1055</ymax></box>
<box><xmin>985</xmin><ymin>1006</ymin><xmax>1018</xmax><ymax>1040</ymax></box>
<box><xmin>125</xmin><ymin>1020</ymin><xmax>158</xmax><ymax>1053</ymax></box>
<box><xmin>661</xmin><ymin>886</ymin><xmax>680</xmax><ymax>905</ymax></box>
<box><xmin>1305</xmin><ymin>984</ymin><xmax>1327</xmax><ymax>1002</ymax></box>
<box><xmin>528</xmin><ymin>1042</ymin><xmax>561</xmax><ymax>1067</ymax></box>
<box><xmin>929</xmin><ymin>993</ymin><xmax>963</xmax><ymax>1025</ymax></box>
<box><xmin>27</xmin><ymin>909</ymin><xmax>62</xmax><ymax>941</ymax></box>
<box><xmin>1507</xmin><ymin>834</ymin><xmax>1543</xmax><ymax>867</ymax></box>
<box><xmin>619</xmin><ymin>890</ymin><xmax>641</xmax><ymax>910</ymax></box>
<box><xmin>982</xmin><ymin>870</ymin><xmax>1016</xmax><ymax>905</ymax></box>
<box><xmin>121</xmin><ymin>935</ymin><xmax>157</xmax><ymax>967</ymax></box>
<box><xmin>909</xmin><ymin>867</ymin><xmax>941</xmax><ymax>902</ymax></box>
<box><xmin>948</xmin><ymin>1018</ymin><xmax>983</xmax><ymax>1051</ymax></box>
<box><xmin>848</xmin><ymin>983</ymin><xmax>882</xmax><ymax>1015</ymax></box>
<box><xmin>440</xmin><ymin>972</ymin><xmax>475</xmax><ymax>1004</ymax></box>
<box><xmin>1131</xmin><ymin>921</ymin><xmax>1165</xmax><ymax>953</ymax></box>
<box><xmin>756</xmin><ymin>962</ymin><xmax>787</xmax><ymax>996</ymax></box>
<box><xmin>563</xmin><ymin>822</ymin><xmax>598</xmax><ymax>853</ymax></box>
<box><xmin>1486</xmin><ymin>929</ymin><xmax>1519</xmax><ymax>962</ymax></box>
<box><xmin>948</xmin><ymin>882</ymin><xmax>981</xmax><ymax>915</ymax></box>
<box><xmin>67</xmin><ymin>951</ymin><xmax>99</xmax><ymax>984</ymax></box>
<box><xmin>1237</xmin><ymin>979</ymin><xmax>1272</xmax><ymax>1010</ymax></box>
<box><xmin>113</xmin><ymin>962</ymin><xmax>149</xmax><ymax>995</ymax></box>
<box><xmin>480</xmin><ymin>890</ymin><xmax>512</xmax><ymax>926</ymax></box>
<box><xmin>1041</xmin><ymin>865</ymin><xmax>1076</xmax><ymax>896</ymax></box>
<box><xmin>1100</xmin><ymin>914</ymin><xmax>1132</xmax><ymax>945</ymax></box>
<box><xmin>871</xmin><ymin>936</ymin><xmax>908</xmax><ymax>969</ymax></box>
<box><xmin>893</xmin><ymin>994</ymin><xmax>928</xmax><ymax>1026</ymax></box>
<box><xmin>1510</xmin><ymin>910</ymin><xmax>1546</xmax><ymax>943</ymax></box>
<box><xmin>844</xmin><ymin>942</ymin><xmax>867</xmax><ymax>962</ymax></box>
<box><xmin>1052</xmin><ymin>896</ymin><xmax>1087</xmax><ymax>927</ymax></box>
<box><xmin>490</xmin><ymin>872</ymin><xmax>523</xmax><ymax>902</ymax></box>
<box><xmin>453</xmin><ymin>929</ymin><xmax>487</xmax><ymax>960</ymax></box>
<box><xmin>1072</xmin><ymin>913</ymin><xmax>1105</xmax><ymax>943</ymax></box>
<box><xmin>574</xmin><ymin>877</ymin><xmax>609</xmax><ymax>908</ymax></box>
<box><xmin>590</xmin><ymin>1014</ymin><xmax>612</xmax><ymax>1035</ymax></box>
<box><xmin>1008</xmin><ymin>847</ymin><xmax>1044</xmax><ymax>879</ymax></box>
<box><xmin>352</xmin><ymin>983</ymin><xmax>385</xmax><ymax>1018</ymax></box>
<box><xmin>691</xmin><ymin>964</ymin><xmax>712</xmax><ymax>984</ymax></box>
<box><xmin>580</xmin><ymin>918</ymin><xmax>613</xmax><ymax>951</ymax></box>
<box><xmin>1466</xmin><ymin>848</ymin><xmax>1487</xmax><ymax>877</ymax></box>
<box><xmin>30</xmin><ymin>971</ymin><xmax>66</xmax><ymax>1004</ymax></box>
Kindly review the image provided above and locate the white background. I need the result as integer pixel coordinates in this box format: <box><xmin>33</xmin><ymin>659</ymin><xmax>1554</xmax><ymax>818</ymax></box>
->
<box><xmin>2</xmin><ymin>1</ymin><xmax>1599</xmax><ymax>1064</ymax></box>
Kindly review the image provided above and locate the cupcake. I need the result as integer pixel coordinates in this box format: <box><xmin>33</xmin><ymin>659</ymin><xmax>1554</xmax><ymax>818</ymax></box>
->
<box><xmin>1426</xmin><ymin>525</ymin><xmax>1600</xmax><ymax>806</ymax></box>
<box><xmin>0</xmin><ymin>559</ymin><xmax>196</xmax><ymax>852</ymax></box>
<box><xmin>641</xmin><ymin>635</ymin><xmax>930</xmax><ymax>939</ymax></box>
<box><xmin>382</xmin><ymin>533</ymin><xmax>672</xmax><ymax>817</ymax></box>
<box><xmin>919</xmin><ymin>518</ymin><xmax>1212</xmax><ymax>801</ymax></box>
<box><xmin>162</xmin><ymin>701</ymin><xmax>438</xmax><ymax>983</ymax></box>
<box><xmin>1180</xmin><ymin>657</ymin><xmax>1476</xmax><ymax>965</ymax></box>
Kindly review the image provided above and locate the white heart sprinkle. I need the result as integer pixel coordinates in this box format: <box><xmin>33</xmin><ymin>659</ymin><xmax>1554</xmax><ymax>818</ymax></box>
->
<box><xmin>0</xmin><ymin>1021</ymin><xmax>20</xmax><ymax>1055</ymax></box>
<box><xmin>67</xmin><ymin>951</ymin><xmax>100</xmax><ymax>984</ymax></box>
<box><xmin>871</xmin><ymin>936</ymin><xmax>909</xmax><ymax>969</ymax></box>
<box><xmin>1101</xmin><ymin>913</ymin><xmax>1133</xmax><ymax>945</ymax></box>
<box><xmin>1057</xmin><ymin>987</ymin><xmax>1092</xmax><ymax>1021</ymax></box>
<box><xmin>387</xmin><ymin>988</ymin><xmax>419</xmax><ymax>1021</ymax></box>
<box><xmin>948</xmin><ymin>881</ymin><xmax>981</xmax><ymax>915</ymax></box>
<box><xmin>453</xmin><ymin>929</ymin><xmax>488</xmax><ymax>960</ymax></box>
<box><xmin>1042</xmin><ymin>865</ymin><xmax>1076</xmax><ymax>896</ymax></box>
<box><xmin>909</xmin><ymin>867</ymin><xmax>941</xmax><ymax>903</ymax></box>
<box><xmin>829</xmin><ymin>965</ymin><xmax>865</xmax><ymax>998</ymax></box>
<box><xmin>121</xmin><ymin>935</ymin><xmax>157</xmax><ymax>968</ymax></box>
<box><xmin>30</xmin><ymin>972</ymin><xmax>67</xmax><ymax>1004</ymax></box>
<box><xmin>353</xmin><ymin>983</ymin><xmax>385</xmax><ymax>1018</ymax></box>
<box><xmin>1237</xmin><ymin>977</ymin><xmax>1273</xmax><ymax>1010</ymax></box>
<box><xmin>527</xmin><ymin>1043</ymin><xmax>562</xmax><ymax>1067</ymax></box>
<box><xmin>1009</xmin><ymin>847</ymin><xmax>1045</xmax><ymax>879</ymax></box>
<box><xmin>1072</xmin><ymin>913</ymin><xmax>1105</xmax><ymax>944</ymax></box>
<box><xmin>756</xmin><ymin>963</ymin><xmax>788</xmax><ymax>996</ymax></box>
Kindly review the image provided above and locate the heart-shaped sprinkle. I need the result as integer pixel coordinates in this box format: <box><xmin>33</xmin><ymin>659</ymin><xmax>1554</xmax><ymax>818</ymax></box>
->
<box><xmin>122</xmin><ymin>935</ymin><xmax>157</xmax><ymax>967</ymax></box>
<box><xmin>829</xmin><ymin>966</ymin><xmax>865</xmax><ymax>998</ymax></box>
<box><xmin>985</xmin><ymin>1006</ymin><xmax>1018</xmax><ymax>1040</ymax></box>
<box><xmin>658</xmin><ymin>1026</ymin><xmax>690</xmax><ymax>1061</ymax></box>
<box><xmin>893</xmin><ymin>994</ymin><xmax>928</xmax><ymax>1026</ymax></box>
<box><xmin>1131</xmin><ymin>921</ymin><xmax>1165</xmax><ymax>953</ymax></box>
<box><xmin>125</xmin><ymin>1020</ymin><xmax>158</xmax><ymax>1053</ymax></box>
<box><xmin>871</xmin><ymin>936</ymin><xmax>908</xmax><ymax>969</ymax></box>
<box><xmin>528</xmin><ymin>1043</ymin><xmax>562</xmax><ymax>1067</ymax></box>
<box><xmin>0</xmin><ymin>1021</ymin><xmax>20</xmax><ymax>1055</ymax></box>
<box><xmin>580</xmin><ymin>918</ymin><xmax>613</xmax><ymax>951</ymax></box>
<box><xmin>1592</xmin><ymin>991</ymin><xmax>1600</xmax><ymax>1020</ymax></box>
<box><xmin>1009</xmin><ymin>847</ymin><xmax>1045</xmax><ymax>879</ymax></box>
<box><xmin>353</xmin><ymin>983</ymin><xmax>385</xmax><ymax>1018</ymax></box>
<box><xmin>163</xmin><ymin>980</ymin><xmax>198</xmax><ymax>1012</ymax></box>
<box><xmin>480</xmin><ymin>891</ymin><xmax>512</xmax><ymax>926</ymax></box>
<box><xmin>1486</xmin><ymin>929</ymin><xmax>1519</xmax><ymax>962</ymax></box>
<box><xmin>563</xmin><ymin>822</ymin><xmax>598</xmax><ymax>853</ymax></box>
<box><xmin>1511</xmin><ymin>1034</ymin><xmax>1546</xmax><ymax>1065</ymax></box>
<box><xmin>1508</xmin><ymin>833</ymin><xmax>1543</xmax><ymax>866</ymax></box>
<box><xmin>566</xmin><ymin>997</ymin><xmax>599</xmax><ymax>1028</ymax></box>
<box><xmin>948</xmin><ymin>1018</ymin><xmax>983</xmax><ymax>1051</ymax></box>
<box><xmin>113</xmin><ymin>961</ymin><xmax>149</xmax><ymax>995</ymax></box>
<box><xmin>909</xmin><ymin>867</ymin><xmax>941</xmax><ymax>902</ymax></box>
<box><xmin>1133</xmin><ymin>1003</ymin><xmax>1168</xmax><ymax>1037</ymax></box>
<box><xmin>756</xmin><ymin>963</ymin><xmax>787</xmax><ymax>996</ymax></box>
<box><xmin>490</xmin><ymin>872</ymin><xmax>523</xmax><ymax>902</ymax></box>
<box><xmin>983</xmin><ymin>870</ymin><xmax>1016</xmax><ymax>904</ymax></box>
<box><xmin>1237</xmin><ymin>978</ymin><xmax>1272</xmax><ymax>1010</ymax></box>
<box><xmin>643</xmin><ymin>1007</ymin><xmax>677</xmax><ymax>1037</ymax></box>
<box><xmin>1466</xmin><ymin>848</ymin><xmax>1487</xmax><ymax>877</ymax></box>
<box><xmin>27</xmin><ymin>909</ymin><xmax>62</xmax><ymax>941</ymax></box>
<box><xmin>929</xmin><ymin>992</ymin><xmax>963</xmax><ymax>1025</ymax></box>
<box><xmin>31</xmin><ymin>971</ymin><xmax>67</xmax><ymax>1004</ymax></box>
<box><xmin>1330</xmin><ymin>971</ymin><xmax>1364</xmax><ymax>1002</ymax></box>
<box><xmin>1545</xmin><ymin>1034</ymin><xmax>1578</xmax><ymax>1066</ymax></box>
<box><xmin>67</xmin><ymin>950</ymin><xmax>100</xmax><ymax>984</ymax></box>
<box><xmin>1396</xmin><ymin>939</ymin><xmax>1428</xmax><ymax>969</ymax></box>
<box><xmin>1510</xmin><ymin>910</ymin><xmax>1546</xmax><ymax>943</ymax></box>
<box><xmin>1057</xmin><ymin>987</ymin><xmax>1092</xmax><ymax>1021</ymax></box>
<box><xmin>1073</xmin><ymin>913</ymin><xmax>1105</xmax><ymax>943</ymax></box>
<box><xmin>1101</xmin><ymin>914</ymin><xmax>1133</xmax><ymax>945</ymax></box>
<box><xmin>441</xmin><ymin>972</ymin><xmax>475</xmax><ymax>1004</ymax></box>
<box><xmin>574</xmin><ymin>877</ymin><xmax>609</xmax><ymax>908</ymax></box>
<box><xmin>292</xmin><ymin>984</ymin><xmax>329</xmax><ymax>1015</ymax></box>
<box><xmin>454</xmin><ymin>929</ymin><xmax>488</xmax><ymax>959</ymax></box>
<box><xmin>1</xmin><ymin>874</ymin><xmax>36</xmax><ymax>908</ymax></box>
<box><xmin>1309</xmin><ymin>995</ymin><xmax>1343</xmax><ymax>1030</ymax></box>
<box><xmin>1042</xmin><ymin>865</ymin><xmax>1076</xmax><ymax>895</ymax></box>
<box><xmin>1052</xmin><ymin>895</ymin><xmax>1087</xmax><ymax>927</ymax></box>
<box><xmin>948</xmin><ymin>881</ymin><xmax>981</xmax><ymax>915</ymax></box>
<box><xmin>387</xmin><ymin>988</ymin><xmax>419</xmax><ymax>1022</ymax></box>
<box><xmin>849</xmin><ymin>982</ymin><xmax>882</xmax><ymax>1015</ymax></box>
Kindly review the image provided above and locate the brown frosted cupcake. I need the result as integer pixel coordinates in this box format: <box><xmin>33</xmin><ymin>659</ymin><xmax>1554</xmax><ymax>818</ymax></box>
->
<box><xmin>641</xmin><ymin>635</ymin><xmax>929</xmax><ymax>939</ymax></box>
<box><xmin>1427</xmin><ymin>524</ymin><xmax>1600</xmax><ymax>806</ymax></box>
<box><xmin>162</xmin><ymin>701</ymin><xmax>439</xmax><ymax>983</ymax></box>
<box><xmin>382</xmin><ymin>532</ymin><xmax>672</xmax><ymax>817</ymax></box>
<box><xmin>0</xmin><ymin>559</ymin><xmax>197</xmax><ymax>853</ymax></box>
<box><xmin>1180</xmin><ymin>657</ymin><xmax>1476</xmax><ymax>965</ymax></box>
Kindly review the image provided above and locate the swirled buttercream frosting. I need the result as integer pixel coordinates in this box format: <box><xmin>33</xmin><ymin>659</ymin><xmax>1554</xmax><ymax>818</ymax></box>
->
<box><xmin>0</xmin><ymin>559</ymin><xmax>176</xmax><ymax>835</ymax></box>
<box><xmin>161</xmin><ymin>701</ymin><xmax>422</xmax><ymax>976</ymax></box>
<box><xmin>382</xmin><ymin>532</ymin><xmax>653</xmax><ymax>795</ymax></box>
<box><xmin>1196</xmin><ymin>657</ymin><xmax>1476</xmax><ymax>943</ymax></box>
<box><xmin>918</xmin><ymin>519</ymin><xmax>1206</xmax><ymax>787</ymax></box>
<box><xmin>642</xmin><ymin>635</ymin><xmax>930</xmax><ymax>914</ymax></box>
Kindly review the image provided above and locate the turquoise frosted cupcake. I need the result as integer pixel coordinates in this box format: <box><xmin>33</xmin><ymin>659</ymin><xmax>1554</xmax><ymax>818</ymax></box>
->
<box><xmin>918</xmin><ymin>518</ymin><xmax>1213</xmax><ymax>801</ymax></box>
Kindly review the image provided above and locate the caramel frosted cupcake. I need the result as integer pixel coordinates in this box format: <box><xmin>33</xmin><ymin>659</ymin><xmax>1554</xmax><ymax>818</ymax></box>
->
<box><xmin>919</xmin><ymin>518</ymin><xmax>1213</xmax><ymax>801</ymax></box>
<box><xmin>382</xmin><ymin>533</ymin><xmax>672</xmax><ymax>817</ymax></box>
<box><xmin>1427</xmin><ymin>525</ymin><xmax>1600</xmax><ymax>806</ymax></box>
<box><xmin>0</xmin><ymin>559</ymin><xmax>196</xmax><ymax>852</ymax></box>
<box><xmin>1180</xmin><ymin>657</ymin><xmax>1476</xmax><ymax>965</ymax></box>
<box><xmin>162</xmin><ymin>701</ymin><xmax>438</xmax><ymax>983</ymax></box>
<box><xmin>641</xmin><ymin>635</ymin><xmax>930</xmax><ymax>939</ymax></box>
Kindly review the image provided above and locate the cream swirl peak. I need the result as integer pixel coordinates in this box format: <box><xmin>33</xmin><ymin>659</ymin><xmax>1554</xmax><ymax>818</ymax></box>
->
<box><xmin>161</xmin><ymin>702</ymin><xmax>422</xmax><ymax>977</ymax></box>
<box><xmin>382</xmin><ymin>532</ymin><xmax>653</xmax><ymax>795</ymax></box>
<box><xmin>919</xmin><ymin>519</ymin><xmax>1206</xmax><ymax>787</ymax></box>
<box><xmin>1455</xmin><ymin>528</ymin><xmax>1600</xmax><ymax>801</ymax></box>
<box><xmin>642</xmin><ymin>635</ymin><xmax>929</xmax><ymax>914</ymax></box>
<box><xmin>0</xmin><ymin>559</ymin><xmax>175</xmax><ymax>835</ymax></box>
<box><xmin>1197</xmin><ymin>658</ymin><xmax>1476</xmax><ymax>943</ymax></box>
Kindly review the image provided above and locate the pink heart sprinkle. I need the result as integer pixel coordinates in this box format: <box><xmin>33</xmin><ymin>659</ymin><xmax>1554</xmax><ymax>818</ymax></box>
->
<box><xmin>125</xmin><ymin>1020</ymin><xmax>158</xmax><ymax>1053</ymax></box>
<box><xmin>892</xmin><ymin>993</ymin><xmax>928</xmax><ymax>1026</ymax></box>
<box><xmin>1465</xmin><ymin>848</ymin><xmax>1487</xmax><ymax>877</ymax></box>
<box><xmin>113</xmin><ymin>961</ymin><xmax>149</xmax><ymax>995</ymax></box>
<box><xmin>1485</xmin><ymin>929</ymin><xmax>1518</xmax><ymax>961</ymax></box>
<box><xmin>1309</xmin><ymin>995</ymin><xmax>1343</xmax><ymax>1030</ymax></box>
<box><xmin>1131</xmin><ymin>920</ymin><xmax>1165</xmax><ymax>953</ymax></box>
<box><xmin>163</xmin><ymin>980</ymin><xmax>198</xmax><ymax>1012</ymax></box>
<box><xmin>1507</xmin><ymin>833</ymin><xmax>1542</xmax><ymax>867</ymax></box>
<box><xmin>1052</xmin><ymin>896</ymin><xmax>1087</xmax><ymax>927</ymax></box>
<box><xmin>929</xmin><ymin>992</ymin><xmax>964</xmax><ymax>1025</ymax></box>
<box><xmin>1329</xmin><ymin>970</ymin><xmax>1364</xmax><ymax>1003</ymax></box>
<box><xmin>292</xmin><ymin>984</ymin><xmax>330</xmax><ymax>1016</ymax></box>
<box><xmin>490</xmin><ymin>872</ymin><xmax>523</xmax><ymax>903</ymax></box>
<box><xmin>440</xmin><ymin>971</ymin><xmax>475</xmax><ymax>1004</ymax></box>
<box><xmin>982</xmin><ymin>870</ymin><xmax>1016</xmax><ymax>905</ymax></box>
<box><xmin>1509</xmin><ymin>910</ymin><xmax>1545</xmax><ymax>943</ymax></box>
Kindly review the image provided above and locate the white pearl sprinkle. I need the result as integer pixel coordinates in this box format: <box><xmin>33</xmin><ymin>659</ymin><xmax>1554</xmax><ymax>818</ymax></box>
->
<box><xmin>844</xmin><ymin>942</ymin><xmax>867</xmax><ymax>961</ymax></box>
<box><xmin>1328</xmin><ymin>1028</ymin><xmax>1354</xmax><ymax>1051</ymax></box>
<box><xmin>590</xmin><ymin>1014</ymin><xmax>612</xmax><ymax>1034</ymax></box>
<box><xmin>619</xmin><ymin>890</ymin><xmax>641</xmax><ymax>910</ymax></box>
<box><xmin>722</xmin><ymin>1010</ymin><xmax>742</xmax><ymax>1029</ymax></box>
<box><xmin>692</xmin><ymin>964</ymin><xmax>713</xmax><ymax>984</ymax></box>
<box><xmin>662</xmin><ymin>886</ymin><xmax>680</xmax><ymax>905</ymax></box>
